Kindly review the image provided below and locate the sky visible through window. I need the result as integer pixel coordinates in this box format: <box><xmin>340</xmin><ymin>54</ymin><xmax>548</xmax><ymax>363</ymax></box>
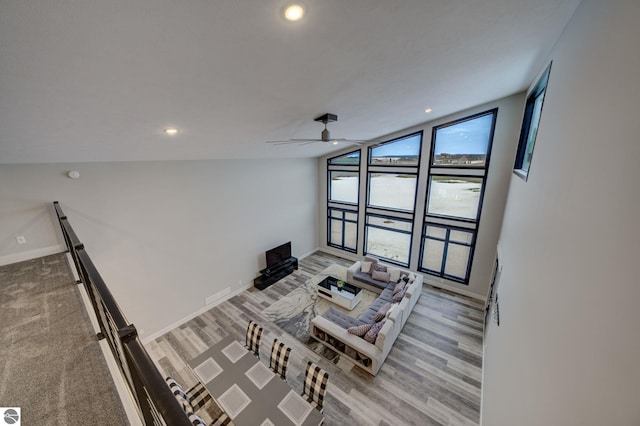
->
<box><xmin>371</xmin><ymin>134</ymin><xmax>421</xmax><ymax>158</ymax></box>
<box><xmin>434</xmin><ymin>114</ymin><xmax>493</xmax><ymax>155</ymax></box>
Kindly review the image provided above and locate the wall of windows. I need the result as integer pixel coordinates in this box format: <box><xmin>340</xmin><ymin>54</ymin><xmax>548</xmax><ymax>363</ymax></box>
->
<box><xmin>419</xmin><ymin>109</ymin><xmax>497</xmax><ymax>283</ymax></box>
<box><xmin>319</xmin><ymin>94</ymin><xmax>523</xmax><ymax>296</ymax></box>
<box><xmin>364</xmin><ymin>132</ymin><xmax>422</xmax><ymax>267</ymax></box>
<box><xmin>327</xmin><ymin>150</ymin><xmax>360</xmax><ymax>252</ymax></box>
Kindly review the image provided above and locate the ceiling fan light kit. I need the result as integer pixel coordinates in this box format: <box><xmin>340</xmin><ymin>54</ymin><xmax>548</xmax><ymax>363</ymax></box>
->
<box><xmin>267</xmin><ymin>113</ymin><xmax>366</xmax><ymax>146</ymax></box>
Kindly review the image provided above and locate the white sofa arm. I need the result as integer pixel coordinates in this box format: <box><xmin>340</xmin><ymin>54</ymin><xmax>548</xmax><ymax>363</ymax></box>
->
<box><xmin>346</xmin><ymin>261</ymin><xmax>362</xmax><ymax>285</ymax></box>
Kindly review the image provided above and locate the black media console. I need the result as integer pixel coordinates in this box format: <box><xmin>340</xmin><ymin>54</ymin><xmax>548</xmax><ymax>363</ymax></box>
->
<box><xmin>254</xmin><ymin>256</ymin><xmax>298</xmax><ymax>290</ymax></box>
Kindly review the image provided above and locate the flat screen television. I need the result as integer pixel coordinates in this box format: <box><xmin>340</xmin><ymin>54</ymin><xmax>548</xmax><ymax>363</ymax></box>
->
<box><xmin>266</xmin><ymin>242</ymin><xmax>292</xmax><ymax>268</ymax></box>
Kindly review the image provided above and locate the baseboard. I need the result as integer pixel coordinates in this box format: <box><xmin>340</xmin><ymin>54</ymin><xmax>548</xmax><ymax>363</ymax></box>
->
<box><xmin>141</xmin><ymin>282</ymin><xmax>254</xmax><ymax>344</ymax></box>
<box><xmin>421</xmin><ymin>276</ymin><xmax>486</xmax><ymax>302</ymax></box>
<box><xmin>0</xmin><ymin>244</ymin><xmax>66</xmax><ymax>266</ymax></box>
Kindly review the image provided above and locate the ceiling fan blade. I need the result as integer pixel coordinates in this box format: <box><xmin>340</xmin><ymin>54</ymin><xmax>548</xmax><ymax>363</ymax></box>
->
<box><xmin>331</xmin><ymin>138</ymin><xmax>368</xmax><ymax>146</ymax></box>
<box><xmin>266</xmin><ymin>139</ymin><xmax>321</xmax><ymax>146</ymax></box>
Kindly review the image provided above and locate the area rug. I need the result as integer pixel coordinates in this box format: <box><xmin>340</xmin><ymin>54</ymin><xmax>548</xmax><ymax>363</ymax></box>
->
<box><xmin>263</xmin><ymin>264</ymin><xmax>377</xmax><ymax>347</ymax></box>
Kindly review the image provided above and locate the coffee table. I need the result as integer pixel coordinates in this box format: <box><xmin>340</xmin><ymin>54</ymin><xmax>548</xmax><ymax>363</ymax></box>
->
<box><xmin>316</xmin><ymin>276</ymin><xmax>362</xmax><ymax>310</ymax></box>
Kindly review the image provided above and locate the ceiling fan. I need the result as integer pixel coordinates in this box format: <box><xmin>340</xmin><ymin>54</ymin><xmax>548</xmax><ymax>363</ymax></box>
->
<box><xmin>267</xmin><ymin>113</ymin><xmax>367</xmax><ymax>146</ymax></box>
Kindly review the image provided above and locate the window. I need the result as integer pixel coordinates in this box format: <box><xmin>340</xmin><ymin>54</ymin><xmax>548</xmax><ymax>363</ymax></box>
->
<box><xmin>420</xmin><ymin>109</ymin><xmax>497</xmax><ymax>283</ymax></box>
<box><xmin>426</xmin><ymin>176</ymin><xmax>483</xmax><ymax>220</ymax></box>
<box><xmin>369</xmin><ymin>133</ymin><xmax>421</xmax><ymax>166</ymax></box>
<box><xmin>368</xmin><ymin>172</ymin><xmax>417</xmax><ymax>211</ymax></box>
<box><xmin>327</xmin><ymin>150</ymin><xmax>361</xmax><ymax>252</ymax></box>
<box><xmin>420</xmin><ymin>224</ymin><xmax>475</xmax><ymax>282</ymax></box>
<box><xmin>364</xmin><ymin>132</ymin><xmax>422</xmax><ymax>266</ymax></box>
<box><xmin>514</xmin><ymin>62</ymin><xmax>552</xmax><ymax>180</ymax></box>
<box><xmin>328</xmin><ymin>208</ymin><xmax>358</xmax><ymax>252</ymax></box>
<box><xmin>328</xmin><ymin>171</ymin><xmax>358</xmax><ymax>204</ymax></box>
<box><xmin>364</xmin><ymin>214</ymin><xmax>413</xmax><ymax>265</ymax></box>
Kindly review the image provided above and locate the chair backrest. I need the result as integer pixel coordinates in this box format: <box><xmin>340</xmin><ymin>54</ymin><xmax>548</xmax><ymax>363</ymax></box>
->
<box><xmin>269</xmin><ymin>339</ymin><xmax>292</xmax><ymax>380</ymax></box>
<box><xmin>302</xmin><ymin>361</ymin><xmax>329</xmax><ymax>412</ymax></box>
<box><xmin>245</xmin><ymin>320</ymin><xmax>263</xmax><ymax>357</ymax></box>
<box><xmin>185</xmin><ymin>381</ymin><xmax>212</xmax><ymax>412</ymax></box>
<box><xmin>165</xmin><ymin>376</ymin><xmax>194</xmax><ymax>415</ymax></box>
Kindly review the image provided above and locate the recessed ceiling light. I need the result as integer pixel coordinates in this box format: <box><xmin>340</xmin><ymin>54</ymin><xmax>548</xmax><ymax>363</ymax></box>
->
<box><xmin>283</xmin><ymin>3</ymin><xmax>305</xmax><ymax>21</ymax></box>
<box><xmin>164</xmin><ymin>128</ymin><xmax>179</xmax><ymax>135</ymax></box>
<box><xmin>424</xmin><ymin>108</ymin><xmax>433</xmax><ymax>113</ymax></box>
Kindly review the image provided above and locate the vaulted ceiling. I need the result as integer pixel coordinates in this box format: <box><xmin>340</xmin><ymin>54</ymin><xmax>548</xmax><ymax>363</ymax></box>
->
<box><xmin>0</xmin><ymin>0</ymin><xmax>581</xmax><ymax>164</ymax></box>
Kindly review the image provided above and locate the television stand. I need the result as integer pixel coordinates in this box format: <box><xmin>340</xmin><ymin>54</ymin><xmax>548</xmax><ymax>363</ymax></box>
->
<box><xmin>254</xmin><ymin>256</ymin><xmax>298</xmax><ymax>290</ymax></box>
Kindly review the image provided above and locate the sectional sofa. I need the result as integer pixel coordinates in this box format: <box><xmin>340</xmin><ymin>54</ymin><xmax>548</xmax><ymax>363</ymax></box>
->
<box><xmin>310</xmin><ymin>256</ymin><xmax>423</xmax><ymax>375</ymax></box>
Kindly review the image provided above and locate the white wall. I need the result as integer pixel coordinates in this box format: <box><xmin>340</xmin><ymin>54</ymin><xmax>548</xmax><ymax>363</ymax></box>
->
<box><xmin>318</xmin><ymin>94</ymin><xmax>523</xmax><ymax>299</ymax></box>
<box><xmin>482</xmin><ymin>0</ymin><xmax>640</xmax><ymax>424</ymax></box>
<box><xmin>0</xmin><ymin>159</ymin><xmax>318</xmax><ymax>339</ymax></box>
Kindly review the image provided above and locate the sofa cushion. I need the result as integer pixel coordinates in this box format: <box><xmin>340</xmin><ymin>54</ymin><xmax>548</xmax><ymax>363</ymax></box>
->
<box><xmin>358</xmin><ymin>308</ymin><xmax>378</xmax><ymax>324</ymax></box>
<box><xmin>393</xmin><ymin>281</ymin><xmax>406</xmax><ymax>295</ymax></box>
<box><xmin>374</xmin><ymin>302</ymin><xmax>392</xmax><ymax>322</ymax></box>
<box><xmin>361</xmin><ymin>261</ymin><xmax>373</xmax><ymax>274</ymax></box>
<box><xmin>388</xmin><ymin>267</ymin><xmax>401</xmax><ymax>283</ymax></box>
<box><xmin>372</xmin><ymin>263</ymin><xmax>387</xmax><ymax>273</ymax></box>
<box><xmin>347</xmin><ymin>323</ymin><xmax>373</xmax><ymax>337</ymax></box>
<box><xmin>321</xmin><ymin>306</ymin><xmax>363</xmax><ymax>329</ymax></box>
<box><xmin>364</xmin><ymin>319</ymin><xmax>386</xmax><ymax>343</ymax></box>
<box><xmin>353</xmin><ymin>271</ymin><xmax>389</xmax><ymax>291</ymax></box>
<box><xmin>372</xmin><ymin>270</ymin><xmax>390</xmax><ymax>282</ymax></box>
<box><xmin>378</xmin><ymin>285</ymin><xmax>395</xmax><ymax>303</ymax></box>
<box><xmin>392</xmin><ymin>285</ymin><xmax>409</xmax><ymax>303</ymax></box>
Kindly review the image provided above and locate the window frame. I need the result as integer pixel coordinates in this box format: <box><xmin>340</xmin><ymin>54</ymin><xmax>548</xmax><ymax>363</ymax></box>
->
<box><xmin>327</xmin><ymin>149</ymin><xmax>362</xmax><ymax>252</ymax></box>
<box><xmin>514</xmin><ymin>62</ymin><xmax>552</xmax><ymax>181</ymax></box>
<box><xmin>418</xmin><ymin>223</ymin><xmax>476</xmax><ymax>283</ymax></box>
<box><xmin>328</xmin><ymin>170</ymin><xmax>359</xmax><ymax>206</ymax></box>
<box><xmin>364</xmin><ymin>213</ymin><xmax>414</xmax><ymax>267</ymax></box>
<box><xmin>366</xmin><ymin>170</ymin><xmax>419</xmax><ymax>213</ymax></box>
<box><xmin>419</xmin><ymin>108</ymin><xmax>497</xmax><ymax>285</ymax></box>
<box><xmin>367</xmin><ymin>131</ymin><xmax>423</xmax><ymax>167</ymax></box>
<box><xmin>425</xmin><ymin>174</ymin><xmax>487</xmax><ymax>223</ymax></box>
<box><xmin>327</xmin><ymin>207</ymin><xmax>358</xmax><ymax>253</ymax></box>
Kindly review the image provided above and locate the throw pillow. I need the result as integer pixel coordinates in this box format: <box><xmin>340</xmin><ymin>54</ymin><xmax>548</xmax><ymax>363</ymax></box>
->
<box><xmin>388</xmin><ymin>267</ymin><xmax>401</xmax><ymax>283</ymax></box>
<box><xmin>361</xmin><ymin>261</ymin><xmax>373</xmax><ymax>274</ymax></box>
<box><xmin>371</xmin><ymin>270</ymin><xmax>391</xmax><ymax>282</ymax></box>
<box><xmin>347</xmin><ymin>323</ymin><xmax>373</xmax><ymax>337</ymax></box>
<box><xmin>392</xmin><ymin>281</ymin><xmax>406</xmax><ymax>295</ymax></box>
<box><xmin>372</xmin><ymin>263</ymin><xmax>387</xmax><ymax>273</ymax></box>
<box><xmin>364</xmin><ymin>319</ymin><xmax>386</xmax><ymax>343</ymax></box>
<box><xmin>374</xmin><ymin>302</ymin><xmax>392</xmax><ymax>322</ymax></box>
<box><xmin>392</xmin><ymin>285</ymin><xmax>409</xmax><ymax>303</ymax></box>
<box><xmin>401</xmin><ymin>275</ymin><xmax>410</xmax><ymax>283</ymax></box>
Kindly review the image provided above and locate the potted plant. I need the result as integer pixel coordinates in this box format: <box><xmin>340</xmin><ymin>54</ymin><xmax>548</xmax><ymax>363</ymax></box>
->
<box><xmin>337</xmin><ymin>280</ymin><xmax>345</xmax><ymax>291</ymax></box>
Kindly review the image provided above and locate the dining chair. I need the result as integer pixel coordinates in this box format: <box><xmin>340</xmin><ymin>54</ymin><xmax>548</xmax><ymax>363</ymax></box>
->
<box><xmin>186</xmin><ymin>382</ymin><xmax>234</xmax><ymax>425</ymax></box>
<box><xmin>189</xmin><ymin>412</ymin><xmax>234</xmax><ymax>426</ymax></box>
<box><xmin>165</xmin><ymin>376</ymin><xmax>193</xmax><ymax>414</ymax></box>
<box><xmin>269</xmin><ymin>338</ymin><xmax>292</xmax><ymax>381</ymax></box>
<box><xmin>245</xmin><ymin>320</ymin><xmax>263</xmax><ymax>359</ymax></box>
<box><xmin>301</xmin><ymin>361</ymin><xmax>330</xmax><ymax>413</ymax></box>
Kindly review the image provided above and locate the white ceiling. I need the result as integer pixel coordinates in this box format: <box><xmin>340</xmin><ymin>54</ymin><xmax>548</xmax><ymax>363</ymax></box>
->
<box><xmin>0</xmin><ymin>0</ymin><xmax>581</xmax><ymax>164</ymax></box>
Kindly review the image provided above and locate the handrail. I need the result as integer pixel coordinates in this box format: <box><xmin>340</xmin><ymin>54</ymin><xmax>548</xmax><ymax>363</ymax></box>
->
<box><xmin>52</xmin><ymin>201</ymin><xmax>190</xmax><ymax>425</ymax></box>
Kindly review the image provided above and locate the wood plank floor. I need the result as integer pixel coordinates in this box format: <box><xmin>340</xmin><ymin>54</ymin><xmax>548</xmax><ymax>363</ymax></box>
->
<box><xmin>146</xmin><ymin>251</ymin><xmax>484</xmax><ymax>426</ymax></box>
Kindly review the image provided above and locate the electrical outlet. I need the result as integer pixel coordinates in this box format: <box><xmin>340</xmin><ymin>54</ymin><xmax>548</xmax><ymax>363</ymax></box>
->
<box><xmin>16</xmin><ymin>236</ymin><xmax>26</xmax><ymax>244</ymax></box>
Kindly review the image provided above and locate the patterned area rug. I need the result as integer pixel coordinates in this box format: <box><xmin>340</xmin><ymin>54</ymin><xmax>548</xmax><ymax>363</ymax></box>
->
<box><xmin>263</xmin><ymin>264</ymin><xmax>377</xmax><ymax>347</ymax></box>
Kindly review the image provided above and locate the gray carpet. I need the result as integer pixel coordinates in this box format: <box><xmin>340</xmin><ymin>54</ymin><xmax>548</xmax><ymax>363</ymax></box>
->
<box><xmin>0</xmin><ymin>254</ymin><xmax>128</xmax><ymax>425</ymax></box>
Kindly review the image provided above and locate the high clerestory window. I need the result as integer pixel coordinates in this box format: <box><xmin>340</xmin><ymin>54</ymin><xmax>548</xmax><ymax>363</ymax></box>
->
<box><xmin>419</xmin><ymin>109</ymin><xmax>497</xmax><ymax>283</ymax></box>
<box><xmin>327</xmin><ymin>150</ymin><xmax>360</xmax><ymax>252</ymax></box>
<box><xmin>364</xmin><ymin>132</ymin><xmax>422</xmax><ymax>266</ymax></box>
<box><xmin>514</xmin><ymin>62</ymin><xmax>552</xmax><ymax>180</ymax></box>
